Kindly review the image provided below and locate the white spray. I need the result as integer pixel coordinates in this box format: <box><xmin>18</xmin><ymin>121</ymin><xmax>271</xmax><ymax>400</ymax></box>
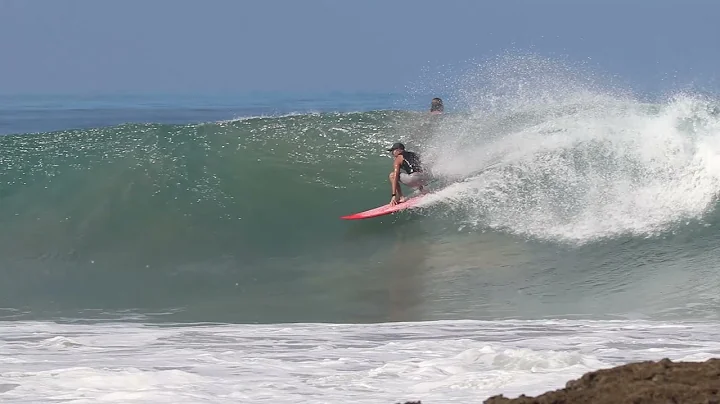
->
<box><xmin>415</xmin><ymin>54</ymin><xmax>720</xmax><ymax>243</ymax></box>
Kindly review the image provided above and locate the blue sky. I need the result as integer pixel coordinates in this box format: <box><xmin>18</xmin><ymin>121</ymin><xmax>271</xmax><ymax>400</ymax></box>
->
<box><xmin>1</xmin><ymin>0</ymin><xmax>718</xmax><ymax>96</ymax></box>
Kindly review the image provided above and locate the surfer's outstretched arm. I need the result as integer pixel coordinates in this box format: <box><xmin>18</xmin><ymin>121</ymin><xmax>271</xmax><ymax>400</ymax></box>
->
<box><xmin>389</xmin><ymin>155</ymin><xmax>404</xmax><ymax>205</ymax></box>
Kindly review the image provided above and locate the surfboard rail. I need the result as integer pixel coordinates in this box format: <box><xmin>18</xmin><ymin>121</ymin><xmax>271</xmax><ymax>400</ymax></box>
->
<box><xmin>340</xmin><ymin>194</ymin><xmax>426</xmax><ymax>220</ymax></box>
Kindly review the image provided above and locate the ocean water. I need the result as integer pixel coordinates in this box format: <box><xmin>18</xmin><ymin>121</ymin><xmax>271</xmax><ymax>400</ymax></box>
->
<box><xmin>2</xmin><ymin>56</ymin><xmax>720</xmax><ymax>403</ymax></box>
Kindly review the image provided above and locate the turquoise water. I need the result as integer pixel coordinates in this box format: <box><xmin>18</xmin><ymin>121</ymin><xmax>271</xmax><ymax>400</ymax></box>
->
<box><xmin>3</xmin><ymin>86</ymin><xmax>720</xmax><ymax>324</ymax></box>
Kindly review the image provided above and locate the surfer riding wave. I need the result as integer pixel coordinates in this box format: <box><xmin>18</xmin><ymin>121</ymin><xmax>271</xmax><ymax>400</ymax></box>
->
<box><xmin>387</xmin><ymin>142</ymin><xmax>429</xmax><ymax>206</ymax></box>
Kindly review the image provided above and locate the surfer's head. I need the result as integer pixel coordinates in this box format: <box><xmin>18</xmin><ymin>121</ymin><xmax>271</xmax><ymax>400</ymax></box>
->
<box><xmin>387</xmin><ymin>142</ymin><xmax>405</xmax><ymax>156</ymax></box>
<box><xmin>430</xmin><ymin>98</ymin><xmax>443</xmax><ymax>114</ymax></box>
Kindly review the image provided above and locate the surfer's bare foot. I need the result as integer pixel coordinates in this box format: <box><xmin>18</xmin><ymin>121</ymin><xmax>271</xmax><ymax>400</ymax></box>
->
<box><xmin>411</xmin><ymin>187</ymin><xmax>427</xmax><ymax>197</ymax></box>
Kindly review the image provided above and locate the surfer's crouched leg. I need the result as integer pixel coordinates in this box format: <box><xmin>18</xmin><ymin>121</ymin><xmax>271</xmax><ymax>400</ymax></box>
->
<box><xmin>400</xmin><ymin>172</ymin><xmax>429</xmax><ymax>194</ymax></box>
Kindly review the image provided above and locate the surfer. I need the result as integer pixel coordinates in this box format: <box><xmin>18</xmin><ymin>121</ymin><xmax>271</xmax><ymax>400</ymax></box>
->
<box><xmin>430</xmin><ymin>98</ymin><xmax>444</xmax><ymax>114</ymax></box>
<box><xmin>387</xmin><ymin>142</ymin><xmax>428</xmax><ymax>206</ymax></box>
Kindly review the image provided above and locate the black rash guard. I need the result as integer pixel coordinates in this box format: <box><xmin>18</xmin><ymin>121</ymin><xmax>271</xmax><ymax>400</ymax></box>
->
<box><xmin>399</xmin><ymin>151</ymin><xmax>422</xmax><ymax>174</ymax></box>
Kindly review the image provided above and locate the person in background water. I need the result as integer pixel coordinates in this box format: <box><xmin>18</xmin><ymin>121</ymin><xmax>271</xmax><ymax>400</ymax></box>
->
<box><xmin>387</xmin><ymin>142</ymin><xmax>428</xmax><ymax>206</ymax></box>
<box><xmin>430</xmin><ymin>97</ymin><xmax>444</xmax><ymax>114</ymax></box>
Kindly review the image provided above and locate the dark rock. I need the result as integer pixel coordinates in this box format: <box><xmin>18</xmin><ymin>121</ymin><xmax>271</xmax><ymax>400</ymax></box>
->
<box><xmin>483</xmin><ymin>358</ymin><xmax>720</xmax><ymax>404</ymax></box>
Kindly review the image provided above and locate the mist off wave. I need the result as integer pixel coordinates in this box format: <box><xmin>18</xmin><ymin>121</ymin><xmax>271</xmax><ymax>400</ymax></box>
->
<box><xmin>418</xmin><ymin>55</ymin><xmax>720</xmax><ymax>243</ymax></box>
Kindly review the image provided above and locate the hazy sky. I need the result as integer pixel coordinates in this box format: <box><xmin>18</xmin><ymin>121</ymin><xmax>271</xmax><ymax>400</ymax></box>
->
<box><xmin>1</xmin><ymin>0</ymin><xmax>718</xmax><ymax>95</ymax></box>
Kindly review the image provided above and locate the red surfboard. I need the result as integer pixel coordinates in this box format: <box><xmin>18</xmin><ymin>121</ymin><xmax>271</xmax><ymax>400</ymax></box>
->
<box><xmin>340</xmin><ymin>193</ymin><xmax>427</xmax><ymax>220</ymax></box>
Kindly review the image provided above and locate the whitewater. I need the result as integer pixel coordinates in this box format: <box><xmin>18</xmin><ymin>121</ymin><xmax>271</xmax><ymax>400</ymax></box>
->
<box><xmin>2</xmin><ymin>55</ymin><xmax>720</xmax><ymax>402</ymax></box>
<box><xmin>2</xmin><ymin>320</ymin><xmax>720</xmax><ymax>403</ymax></box>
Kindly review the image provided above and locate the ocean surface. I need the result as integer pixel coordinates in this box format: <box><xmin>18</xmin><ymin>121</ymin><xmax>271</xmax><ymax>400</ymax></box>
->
<box><xmin>3</xmin><ymin>59</ymin><xmax>720</xmax><ymax>403</ymax></box>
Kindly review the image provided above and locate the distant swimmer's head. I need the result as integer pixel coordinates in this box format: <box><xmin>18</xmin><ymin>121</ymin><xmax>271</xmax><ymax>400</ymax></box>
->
<box><xmin>430</xmin><ymin>98</ymin><xmax>444</xmax><ymax>114</ymax></box>
<box><xmin>387</xmin><ymin>142</ymin><xmax>405</xmax><ymax>156</ymax></box>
